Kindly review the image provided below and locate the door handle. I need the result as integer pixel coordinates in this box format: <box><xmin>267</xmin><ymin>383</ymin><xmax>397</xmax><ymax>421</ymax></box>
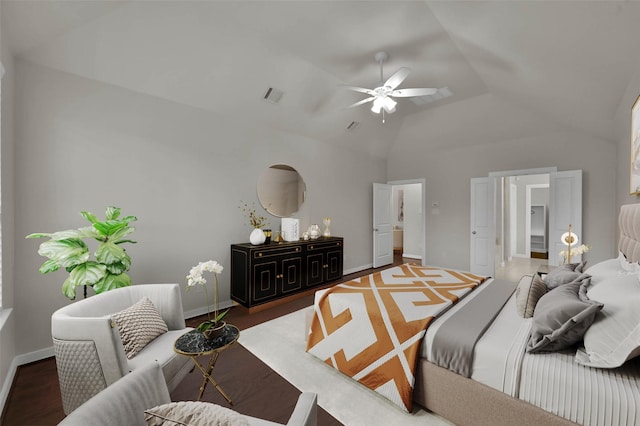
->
<box><xmin>472</xmin><ymin>231</ymin><xmax>477</xmax><ymax>235</ymax></box>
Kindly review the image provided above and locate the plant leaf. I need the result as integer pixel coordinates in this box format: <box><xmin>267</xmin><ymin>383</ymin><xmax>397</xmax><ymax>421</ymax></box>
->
<box><xmin>110</xmin><ymin>226</ymin><xmax>136</xmax><ymax>242</ymax></box>
<box><xmin>105</xmin><ymin>206</ymin><xmax>121</xmax><ymax>221</ymax></box>
<box><xmin>93</xmin><ymin>220</ymin><xmax>128</xmax><ymax>237</ymax></box>
<box><xmin>121</xmin><ymin>215</ymin><xmax>137</xmax><ymax>224</ymax></box>
<box><xmin>80</xmin><ymin>211</ymin><xmax>98</xmax><ymax>224</ymax></box>
<box><xmin>93</xmin><ymin>273</ymin><xmax>131</xmax><ymax>294</ymax></box>
<box><xmin>26</xmin><ymin>233</ymin><xmax>52</xmax><ymax>239</ymax></box>
<box><xmin>39</xmin><ymin>259</ymin><xmax>60</xmax><ymax>274</ymax></box>
<box><xmin>62</xmin><ymin>276</ymin><xmax>77</xmax><ymax>300</ymax></box>
<box><xmin>105</xmin><ymin>254</ymin><xmax>130</xmax><ymax>274</ymax></box>
<box><xmin>95</xmin><ymin>241</ymin><xmax>126</xmax><ymax>264</ymax></box>
<box><xmin>68</xmin><ymin>261</ymin><xmax>106</xmax><ymax>288</ymax></box>
<box><xmin>49</xmin><ymin>228</ymin><xmax>98</xmax><ymax>241</ymax></box>
<box><xmin>38</xmin><ymin>239</ymin><xmax>90</xmax><ymax>268</ymax></box>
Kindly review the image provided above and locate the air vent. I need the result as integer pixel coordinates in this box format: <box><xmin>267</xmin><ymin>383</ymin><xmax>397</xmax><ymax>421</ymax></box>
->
<box><xmin>346</xmin><ymin>121</ymin><xmax>360</xmax><ymax>132</ymax></box>
<box><xmin>263</xmin><ymin>87</ymin><xmax>284</xmax><ymax>104</ymax></box>
<box><xmin>410</xmin><ymin>87</ymin><xmax>453</xmax><ymax>106</ymax></box>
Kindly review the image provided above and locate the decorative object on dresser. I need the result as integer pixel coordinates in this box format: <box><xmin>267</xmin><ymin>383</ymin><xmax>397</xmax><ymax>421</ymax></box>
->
<box><xmin>307</xmin><ymin>224</ymin><xmax>320</xmax><ymax>240</ymax></box>
<box><xmin>230</xmin><ymin>237</ymin><xmax>343</xmax><ymax>310</ymax></box>
<box><xmin>322</xmin><ymin>217</ymin><xmax>331</xmax><ymax>237</ymax></box>
<box><xmin>239</xmin><ymin>200</ymin><xmax>269</xmax><ymax>245</ymax></box>
<box><xmin>185</xmin><ymin>260</ymin><xmax>228</xmax><ymax>339</ymax></box>
<box><xmin>26</xmin><ymin>205</ymin><xmax>137</xmax><ymax>300</ymax></box>
<box><xmin>281</xmin><ymin>217</ymin><xmax>300</xmax><ymax>242</ymax></box>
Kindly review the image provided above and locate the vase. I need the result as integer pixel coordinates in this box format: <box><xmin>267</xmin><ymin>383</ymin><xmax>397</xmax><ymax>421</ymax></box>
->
<box><xmin>308</xmin><ymin>224</ymin><xmax>320</xmax><ymax>240</ymax></box>
<box><xmin>323</xmin><ymin>217</ymin><xmax>331</xmax><ymax>237</ymax></box>
<box><xmin>250</xmin><ymin>227</ymin><xmax>266</xmax><ymax>245</ymax></box>
<box><xmin>202</xmin><ymin>321</ymin><xmax>226</xmax><ymax>340</ymax></box>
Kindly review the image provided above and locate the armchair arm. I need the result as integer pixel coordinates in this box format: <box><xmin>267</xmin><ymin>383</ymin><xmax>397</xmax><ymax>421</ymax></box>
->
<box><xmin>286</xmin><ymin>393</ymin><xmax>317</xmax><ymax>426</ymax></box>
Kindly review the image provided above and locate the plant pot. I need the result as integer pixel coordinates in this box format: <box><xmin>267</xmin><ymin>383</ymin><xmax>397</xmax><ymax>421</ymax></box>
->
<box><xmin>249</xmin><ymin>228</ymin><xmax>266</xmax><ymax>245</ymax></box>
<box><xmin>203</xmin><ymin>322</ymin><xmax>226</xmax><ymax>340</ymax></box>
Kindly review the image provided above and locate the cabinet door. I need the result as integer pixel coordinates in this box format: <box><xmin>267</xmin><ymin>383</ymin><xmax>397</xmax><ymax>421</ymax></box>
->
<box><xmin>306</xmin><ymin>253</ymin><xmax>325</xmax><ymax>287</ymax></box>
<box><xmin>281</xmin><ymin>256</ymin><xmax>303</xmax><ymax>294</ymax></box>
<box><xmin>252</xmin><ymin>261</ymin><xmax>278</xmax><ymax>303</ymax></box>
<box><xmin>325</xmin><ymin>248</ymin><xmax>343</xmax><ymax>282</ymax></box>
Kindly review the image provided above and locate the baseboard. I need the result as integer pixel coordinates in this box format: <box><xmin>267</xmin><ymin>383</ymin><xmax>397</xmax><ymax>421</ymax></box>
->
<box><xmin>403</xmin><ymin>253</ymin><xmax>422</xmax><ymax>259</ymax></box>
<box><xmin>184</xmin><ymin>299</ymin><xmax>235</xmax><ymax>320</ymax></box>
<box><xmin>344</xmin><ymin>264</ymin><xmax>372</xmax><ymax>275</ymax></box>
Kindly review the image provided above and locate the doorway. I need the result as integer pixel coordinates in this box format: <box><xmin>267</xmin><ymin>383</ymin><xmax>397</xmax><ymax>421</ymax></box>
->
<box><xmin>471</xmin><ymin>168</ymin><xmax>582</xmax><ymax>279</ymax></box>
<box><xmin>373</xmin><ymin>179</ymin><xmax>425</xmax><ymax>268</ymax></box>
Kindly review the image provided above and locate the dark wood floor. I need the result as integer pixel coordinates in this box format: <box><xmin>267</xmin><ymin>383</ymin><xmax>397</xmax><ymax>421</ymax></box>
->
<box><xmin>1</xmin><ymin>255</ymin><xmax>409</xmax><ymax>426</ymax></box>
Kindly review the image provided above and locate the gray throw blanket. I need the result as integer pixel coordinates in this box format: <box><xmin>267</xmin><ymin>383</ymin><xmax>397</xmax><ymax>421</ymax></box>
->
<box><xmin>431</xmin><ymin>278</ymin><xmax>517</xmax><ymax>377</ymax></box>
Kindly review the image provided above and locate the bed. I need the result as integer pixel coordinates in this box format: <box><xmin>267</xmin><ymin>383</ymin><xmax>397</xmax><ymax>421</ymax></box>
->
<box><xmin>307</xmin><ymin>203</ymin><xmax>640</xmax><ymax>426</ymax></box>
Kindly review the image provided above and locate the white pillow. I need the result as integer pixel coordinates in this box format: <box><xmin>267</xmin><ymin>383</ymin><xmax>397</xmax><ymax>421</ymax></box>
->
<box><xmin>575</xmin><ymin>274</ymin><xmax>640</xmax><ymax>368</ymax></box>
<box><xmin>584</xmin><ymin>253</ymin><xmax>637</xmax><ymax>286</ymax></box>
<box><xmin>111</xmin><ymin>297</ymin><xmax>168</xmax><ymax>359</ymax></box>
<box><xmin>145</xmin><ymin>401</ymin><xmax>249</xmax><ymax>426</ymax></box>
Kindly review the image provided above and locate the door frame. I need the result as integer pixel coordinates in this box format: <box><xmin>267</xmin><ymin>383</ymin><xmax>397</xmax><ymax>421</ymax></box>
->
<box><xmin>525</xmin><ymin>183</ymin><xmax>549</xmax><ymax>256</ymax></box>
<box><xmin>388</xmin><ymin>178</ymin><xmax>426</xmax><ymax>265</ymax></box>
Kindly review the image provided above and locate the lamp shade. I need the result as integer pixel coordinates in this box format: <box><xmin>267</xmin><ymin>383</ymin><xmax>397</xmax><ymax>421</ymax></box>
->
<box><xmin>561</xmin><ymin>231</ymin><xmax>578</xmax><ymax>246</ymax></box>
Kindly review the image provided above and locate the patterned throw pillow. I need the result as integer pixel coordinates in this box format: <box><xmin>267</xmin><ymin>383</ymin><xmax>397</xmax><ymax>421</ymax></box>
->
<box><xmin>111</xmin><ymin>297</ymin><xmax>168</xmax><ymax>359</ymax></box>
<box><xmin>145</xmin><ymin>401</ymin><xmax>249</xmax><ymax>426</ymax></box>
<box><xmin>515</xmin><ymin>274</ymin><xmax>548</xmax><ymax>318</ymax></box>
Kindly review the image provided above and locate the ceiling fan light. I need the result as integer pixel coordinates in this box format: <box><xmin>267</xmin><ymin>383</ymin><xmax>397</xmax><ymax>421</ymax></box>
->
<box><xmin>382</xmin><ymin>97</ymin><xmax>397</xmax><ymax>113</ymax></box>
<box><xmin>371</xmin><ymin>97</ymin><xmax>384</xmax><ymax>114</ymax></box>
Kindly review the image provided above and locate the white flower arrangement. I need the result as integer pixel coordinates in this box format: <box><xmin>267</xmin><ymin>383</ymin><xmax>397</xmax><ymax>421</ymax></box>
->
<box><xmin>559</xmin><ymin>244</ymin><xmax>590</xmax><ymax>264</ymax></box>
<box><xmin>186</xmin><ymin>260</ymin><xmax>228</xmax><ymax>331</ymax></box>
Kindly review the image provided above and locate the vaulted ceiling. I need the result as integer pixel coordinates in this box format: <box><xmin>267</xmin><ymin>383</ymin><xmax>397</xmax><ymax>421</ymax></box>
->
<box><xmin>4</xmin><ymin>1</ymin><xmax>640</xmax><ymax>158</ymax></box>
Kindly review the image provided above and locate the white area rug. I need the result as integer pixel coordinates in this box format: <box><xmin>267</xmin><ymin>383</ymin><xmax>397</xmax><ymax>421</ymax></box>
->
<box><xmin>238</xmin><ymin>308</ymin><xmax>454</xmax><ymax>426</ymax></box>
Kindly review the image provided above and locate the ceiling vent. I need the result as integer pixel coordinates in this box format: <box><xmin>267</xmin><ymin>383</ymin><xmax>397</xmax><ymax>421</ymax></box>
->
<box><xmin>409</xmin><ymin>87</ymin><xmax>453</xmax><ymax>106</ymax></box>
<box><xmin>263</xmin><ymin>87</ymin><xmax>284</xmax><ymax>104</ymax></box>
<box><xmin>346</xmin><ymin>121</ymin><xmax>361</xmax><ymax>132</ymax></box>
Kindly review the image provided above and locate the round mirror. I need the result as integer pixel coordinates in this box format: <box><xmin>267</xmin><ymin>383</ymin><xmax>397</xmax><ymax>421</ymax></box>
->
<box><xmin>257</xmin><ymin>164</ymin><xmax>306</xmax><ymax>217</ymax></box>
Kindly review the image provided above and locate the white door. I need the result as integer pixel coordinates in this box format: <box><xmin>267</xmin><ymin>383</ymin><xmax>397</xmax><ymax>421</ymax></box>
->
<box><xmin>373</xmin><ymin>183</ymin><xmax>393</xmax><ymax>268</ymax></box>
<box><xmin>548</xmin><ymin>170</ymin><xmax>582</xmax><ymax>266</ymax></box>
<box><xmin>470</xmin><ymin>177</ymin><xmax>495</xmax><ymax>276</ymax></box>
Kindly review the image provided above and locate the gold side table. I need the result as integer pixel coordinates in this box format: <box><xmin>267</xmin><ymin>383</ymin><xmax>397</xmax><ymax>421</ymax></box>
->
<box><xmin>174</xmin><ymin>324</ymin><xmax>239</xmax><ymax>404</ymax></box>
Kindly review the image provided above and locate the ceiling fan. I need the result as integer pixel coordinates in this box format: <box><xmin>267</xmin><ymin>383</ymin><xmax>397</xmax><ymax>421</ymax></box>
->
<box><xmin>346</xmin><ymin>51</ymin><xmax>438</xmax><ymax>122</ymax></box>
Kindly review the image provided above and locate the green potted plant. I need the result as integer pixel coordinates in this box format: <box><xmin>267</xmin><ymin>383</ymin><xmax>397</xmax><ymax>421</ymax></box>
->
<box><xmin>186</xmin><ymin>260</ymin><xmax>229</xmax><ymax>339</ymax></box>
<box><xmin>26</xmin><ymin>206</ymin><xmax>137</xmax><ymax>300</ymax></box>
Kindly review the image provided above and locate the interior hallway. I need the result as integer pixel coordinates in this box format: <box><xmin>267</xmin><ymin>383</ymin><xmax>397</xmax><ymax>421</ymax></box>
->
<box><xmin>494</xmin><ymin>256</ymin><xmax>548</xmax><ymax>282</ymax></box>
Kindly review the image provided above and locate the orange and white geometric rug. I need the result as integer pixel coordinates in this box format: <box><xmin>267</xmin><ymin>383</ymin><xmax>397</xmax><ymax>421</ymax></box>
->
<box><xmin>306</xmin><ymin>264</ymin><xmax>487</xmax><ymax>411</ymax></box>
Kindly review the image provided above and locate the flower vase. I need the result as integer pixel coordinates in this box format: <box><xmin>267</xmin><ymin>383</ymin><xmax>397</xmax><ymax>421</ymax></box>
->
<box><xmin>250</xmin><ymin>227</ymin><xmax>266</xmax><ymax>245</ymax></box>
<box><xmin>203</xmin><ymin>322</ymin><xmax>226</xmax><ymax>340</ymax></box>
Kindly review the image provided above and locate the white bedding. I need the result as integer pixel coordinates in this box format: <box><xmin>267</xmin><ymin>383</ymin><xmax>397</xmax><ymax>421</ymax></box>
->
<box><xmin>421</xmin><ymin>274</ymin><xmax>640</xmax><ymax>426</ymax></box>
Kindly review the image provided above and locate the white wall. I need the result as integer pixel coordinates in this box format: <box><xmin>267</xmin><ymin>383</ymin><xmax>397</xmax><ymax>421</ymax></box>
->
<box><xmin>388</xmin><ymin>108</ymin><xmax>617</xmax><ymax>270</ymax></box>
<box><xmin>12</xmin><ymin>60</ymin><xmax>385</xmax><ymax>356</ymax></box>
<box><xmin>0</xmin><ymin>0</ymin><xmax>17</xmax><ymax>410</ymax></box>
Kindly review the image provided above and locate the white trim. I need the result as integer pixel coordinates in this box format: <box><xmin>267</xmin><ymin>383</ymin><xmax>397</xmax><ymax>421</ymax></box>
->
<box><xmin>489</xmin><ymin>167</ymin><xmax>557</xmax><ymax>178</ymax></box>
<box><xmin>0</xmin><ymin>358</ymin><xmax>18</xmax><ymax>416</ymax></box>
<box><xmin>402</xmin><ymin>253</ymin><xmax>422</xmax><ymax>259</ymax></box>
<box><xmin>344</xmin><ymin>264</ymin><xmax>372</xmax><ymax>275</ymax></box>
<box><xmin>0</xmin><ymin>308</ymin><xmax>11</xmax><ymax>331</ymax></box>
<box><xmin>184</xmin><ymin>299</ymin><xmax>234</xmax><ymax>320</ymax></box>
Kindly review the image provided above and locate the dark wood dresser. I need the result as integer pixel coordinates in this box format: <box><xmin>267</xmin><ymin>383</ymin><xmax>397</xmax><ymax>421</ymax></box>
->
<box><xmin>230</xmin><ymin>237</ymin><xmax>343</xmax><ymax>310</ymax></box>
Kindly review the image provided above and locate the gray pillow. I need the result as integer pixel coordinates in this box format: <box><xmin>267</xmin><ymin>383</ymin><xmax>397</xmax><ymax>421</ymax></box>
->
<box><xmin>544</xmin><ymin>264</ymin><xmax>583</xmax><ymax>289</ymax></box>
<box><xmin>527</xmin><ymin>277</ymin><xmax>603</xmax><ymax>353</ymax></box>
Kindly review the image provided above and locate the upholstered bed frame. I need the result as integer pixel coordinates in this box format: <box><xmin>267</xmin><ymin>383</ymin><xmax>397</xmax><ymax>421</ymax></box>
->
<box><xmin>412</xmin><ymin>204</ymin><xmax>640</xmax><ymax>426</ymax></box>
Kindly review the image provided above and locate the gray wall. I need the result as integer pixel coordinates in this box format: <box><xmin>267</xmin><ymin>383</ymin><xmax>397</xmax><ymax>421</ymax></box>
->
<box><xmin>11</xmin><ymin>60</ymin><xmax>385</xmax><ymax>356</ymax></box>
<box><xmin>387</xmin><ymin>99</ymin><xmax>618</xmax><ymax>270</ymax></box>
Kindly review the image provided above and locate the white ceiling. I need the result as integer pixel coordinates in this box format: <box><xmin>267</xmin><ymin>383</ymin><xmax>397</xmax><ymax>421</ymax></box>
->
<box><xmin>4</xmin><ymin>0</ymin><xmax>640</xmax><ymax>158</ymax></box>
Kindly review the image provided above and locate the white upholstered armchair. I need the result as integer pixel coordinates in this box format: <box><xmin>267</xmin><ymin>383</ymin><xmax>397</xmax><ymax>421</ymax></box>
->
<box><xmin>51</xmin><ymin>283</ymin><xmax>193</xmax><ymax>414</ymax></box>
<box><xmin>58</xmin><ymin>363</ymin><xmax>318</xmax><ymax>426</ymax></box>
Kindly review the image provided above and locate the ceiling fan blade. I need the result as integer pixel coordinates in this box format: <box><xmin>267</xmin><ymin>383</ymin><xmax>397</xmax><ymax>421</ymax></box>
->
<box><xmin>347</xmin><ymin>96</ymin><xmax>376</xmax><ymax>108</ymax></box>
<box><xmin>384</xmin><ymin>67</ymin><xmax>411</xmax><ymax>90</ymax></box>
<box><xmin>343</xmin><ymin>85</ymin><xmax>376</xmax><ymax>96</ymax></box>
<box><xmin>390</xmin><ymin>88</ymin><xmax>439</xmax><ymax>97</ymax></box>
